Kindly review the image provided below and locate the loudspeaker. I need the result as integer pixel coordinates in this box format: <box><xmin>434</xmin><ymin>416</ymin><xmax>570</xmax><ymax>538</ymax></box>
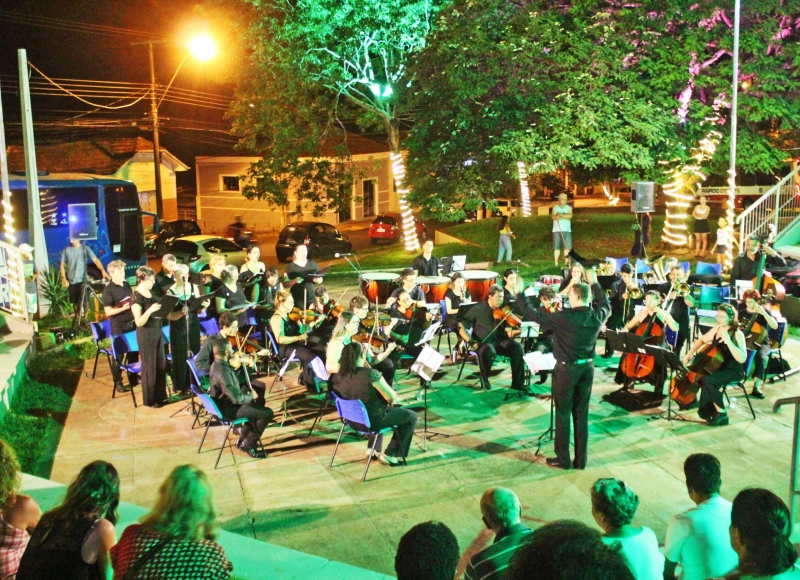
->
<box><xmin>630</xmin><ymin>182</ymin><xmax>655</xmax><ymax>213</ymax></box>
<box><xmin>68</xmin><ymin>204</ymin><xmax>98</xmax><ymax>240</ymax></box>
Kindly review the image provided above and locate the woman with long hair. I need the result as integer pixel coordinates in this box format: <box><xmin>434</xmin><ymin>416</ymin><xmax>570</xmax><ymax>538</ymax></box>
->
<box><xmin>590</xmin><ymin>478</ymin><xmax>664</xmax><ymax>580</ymax></box>
<box><xmin>558</xmin><ymin>262</ymin><xmax>587</xmax><ymax>297</ymax></box>
<box><xmin>239</xmin><ymin>245</ymin><xmax>266</xmax><ymax>303</ymax></box>
<box><xmin>497</xmin><ymin>215</ymin><xmax>514</xmax><ymax>263</ymax></box>
<box><xmin>683</xmin><ymin>303</ymin><xmax>747</xmax><ymax>426</ymax></box>
<box><xmin>166</xmin><ymin>263</ymin><xmax>207</xmax><ymax>394</ymax></box>
<box><xmin>692</xmin><ymin>196</ymin><xmax>711</xmax><ymax>257</ymax></box>
<box><xmin>326</xmin><ymin>312</ymin><xmax>397</xmax><ymax>385</ymax></box>
<box><xmin>719</xmin><ymin>488</ymin><xmax>798</xmax><ymax>579</ymax></box>
<box><xmin>17</xmin><ymin>461</ymin><xmax>119</xmax><ymax>580</ymax></box>
<box><xmin>335</xmin><ymin>343</ymin><xmax>417</xmax><ymax>466</ymax></box>
<box><xmin>111</xmin><ymin>465</ymin><xmax>232</xmax><ymax>580</ymax></box>
<box><xmin>270</xmin><ymin>290</ymin><xmax>322</xmax><ymax>391</ymax></box>
<box><xmin>131</xmin><ymin>267</ymin><xmax>167</xmax><ymax>408</ymax></box>
<box><xmin>284</xmin><ymin>244</ymin><xmax>322</xmax><ymax>309</ymax></box>
<box><xmin>0</xmin><ymin>440</ymin><xmax>40</xmax><ymax>579</ymax></box>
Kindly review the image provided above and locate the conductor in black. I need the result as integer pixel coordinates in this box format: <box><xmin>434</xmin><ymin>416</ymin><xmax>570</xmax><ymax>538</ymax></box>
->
<box><xmin>516</xmin><ymin>268</ymin><xmax>610</xmax><ymax>469</ymax></box>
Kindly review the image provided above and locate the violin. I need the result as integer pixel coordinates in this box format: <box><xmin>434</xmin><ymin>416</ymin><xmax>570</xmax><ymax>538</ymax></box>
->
<box><xmin>620</xmin><ymin>311</ymin><xmax>664</xmax><ymax>379</ymax></box>
<box><xmin>323</xmin><ymin>299</ymin><xmax>344</xmax><ymax>321</ymax></box>
<box><xmin>362</xmin><ymin>312</ymin><xmax>393</xmax><ymax>329</ymax></box>
<box><xmin>492</xmin><ymin>306</ymin><xmax>523</xmax><ymax>327</ymax></box>
<box><xmin>352</xmin><ymin>332</ymin><xmax>404</xmax><ymax>353</ymax></box>
<box><xmin>288</xmin><ymin>307</ymin><xmax>324</xmax><ymax>325</ymax></box>
<box><xmin>670</xmin><ymin>336</ymin><xmax>727</xmax><ymax>407</ymax></box>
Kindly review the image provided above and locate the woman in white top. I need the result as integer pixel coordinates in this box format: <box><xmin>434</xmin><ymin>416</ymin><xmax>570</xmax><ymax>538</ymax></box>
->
<box><xmin>591</xmin><ymin>477</ymin><xmax>664</xmax><ymax>580</ymax></box>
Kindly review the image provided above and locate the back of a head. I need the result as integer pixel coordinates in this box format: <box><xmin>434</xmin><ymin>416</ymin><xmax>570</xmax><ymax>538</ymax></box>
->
<box><xmin>53</xmin><ymin>460</ymin><xmax>120</xmax><ymax>526</ymax></box>
<box><xmin>683</xmin><ymin>453</ymin><xmax>721</xmax><ymax>496</ymax></box>
<box><xmin>731</xmin><ymin>488</ymin><xmax>797</xmax><ymax>576</ymax></box>
<box><xmin>481</xmin><ymin>487</ymin><xmax>521</xmax><ymax>530</ymax></box>
<box><xmin>507</xmin><ymin>520</ymin><xmax>634</xmax><ymax>580</ymax></box>
<box><xmin>395</xmin><ymin>521</ymin><xmax>459</xmax><ymax>580</ymax></box>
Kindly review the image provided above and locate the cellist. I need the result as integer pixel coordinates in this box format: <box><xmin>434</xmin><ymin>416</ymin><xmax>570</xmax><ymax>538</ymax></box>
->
<box><xmin>614</xmin><ymin>290</ymin><xmax>679</xmax><ymax>394</ymax></box>
<box><xmin>682</xmin><ymin>303</ymin><xmax>747</xmax><ymax>427</ymax></box>
<box><xmin>738</xmin><ymin>289</ymin><xmax>778</xmax><ymax>399</ymax></box>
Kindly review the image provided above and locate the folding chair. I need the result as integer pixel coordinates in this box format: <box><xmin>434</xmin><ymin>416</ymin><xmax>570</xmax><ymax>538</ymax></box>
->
<box><xmin>196</xmin><ymin>393</ymin><xmax>265</xmax><ymax>469</ymax></box>
<box><xmin>242</xmin><ymin>307</ymin><xmax>264</xmax><ymax>344</ymax></box>
<box><xmin>455</xmin><ymin>328</ymin><xmax>486</xmax><ymax>390</ymax></box>
<box><xmin>161</xmin><ymin>325</ymin><xmax>172</xmax><ymax>363</ymax></box>
<box><xmin>110</xmin><ymin>331</ymin><xmax>141</xmax><ymax>407</ymax></box>
<box><xmin>767</xmin><ymin>321</ymin><xmax>789</xmax><ymax>383</ymax></box>
<box><xmin>328</xmin><ymin>392</ymin><xmax>405</xmax><ymax>482</ymax></box>
<box><xmin>305</xmin><ymin>357</ymin><xmax>333</xmax><ymax>437</ymax></box>
<box><xmin>198</xmin><ymin>317</ymin><xmax>220</xmax><ymax>338</ymax></box>
<box><xmin>721</xmin><ymin>348</ymin><xmax>757</xmax><ymax>420</ymax></box>
<box><xmin>187</xmin><ymin>356</ymin><xmax>209</xmax><ymax>429</ymax></box>
<box><xmin>695</xmin><ymin>262</ymin><xmax>722</xmax><ymax>276</ymax></box>
<box><xmin>435</xmin><ymin>299</ymin><xmax>459</xmax><ymax>361</ymax></box>
<box><xmin>90</xmin><ymin>320</ymin><xmax>114</xmax><ymax>381</ymax></box>
<box><xmin>266</xmin><ymin>331</ymin><xmax>299</xmax><ymax>389</ymax></box>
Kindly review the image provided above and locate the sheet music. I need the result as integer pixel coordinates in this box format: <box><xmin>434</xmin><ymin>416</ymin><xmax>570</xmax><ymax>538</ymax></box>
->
<box><xmin>415</xmin><ymin>321</ymin><xmax>441</xmax><ymax>347</ymax></box>
<box><xmin>411</xmin><ymin>345</ymin><xmax>446</xmax><ymax>382</ymax></box>
<box><xmin>519</xmin><ymin>321</ymin><xmax>539</xmax><ymax>338</ymax></box>
<box><xmin>523</xmin><ymin>351</ymin><xmax>556</xmax><ymax>374</ymax></box>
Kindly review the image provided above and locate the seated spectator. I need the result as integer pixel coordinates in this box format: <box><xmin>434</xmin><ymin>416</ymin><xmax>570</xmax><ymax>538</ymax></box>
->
<box><xmin>590</xmin><ymin>478</ymin><xmax>664</xmax><ymax>580</ymax></box>
<box><xmin>711</xmin><ymin>488</ymin><xmax>799</xmax><ymax>580</ymax></box>
<box><xmin>506</xmin><ymin>520</ymin><xmax>634</xmax><ymax>580</ymax></box>
<box><xmin>111</xmin><ymin>465</ymin><xmax>232</xmax><ymax>580</ymax></box>
<box><xmin>664</xmin><ymin>453</ymin><xmax>738</xmax><ymax>580</ymax></box>
<box><xmin>395</xmin><ymin>521</ymin><xmax>459</xmax><ymax>580</ymax></box>
<box><xmin>17</xmin><ymin>460</ymin><xmax>119</xmax><ymax>580</ymax></box>
<box><xmin>464</xmin><ymin>487</ymin><xmax>531</xmax><ymax>580</ymax></box>
<box><xmin>0</xmin><ymin>440</ymin><xmax>40</xmax><ymax>579</ymax></box>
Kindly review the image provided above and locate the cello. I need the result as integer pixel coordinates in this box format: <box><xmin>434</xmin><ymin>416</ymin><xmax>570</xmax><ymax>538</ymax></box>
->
<box><xmin>670</xmin><ymin>335</ymin><xmax>728</xmax><ymax>407</ymax></box>
<box><xmin>620</xmin><ymin>311</ymin><xmax>664</xmax><ymax>379</ymax></box>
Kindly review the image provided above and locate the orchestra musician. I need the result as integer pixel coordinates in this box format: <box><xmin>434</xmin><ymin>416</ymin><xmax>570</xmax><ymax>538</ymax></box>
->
<box><xmin>102</xmin><ymin>260</ymin><xmax>137</xmax><ymax>392</ymax></box>
<box><xmin>558</xmin><ymin>262</ymin><xmax>589</xmax><ymax>297</ymax></box>
<box><xmin>307</xmin><ymin>286</ymin><xmax>337</xmax><ymax>344</ymax></box>
<box><xmin>602</xmin><ymin>263</ymin><xmax>636</xmax><ymax>358</ymax></box>
<box><xmin>284</xmin><ymin>244</ymin><xmax>323</xmax><ymax>309</ymax></box>
<box><xmin>216</xmin><ymin>265</ymin><xmax>253</xmax><ymax>329</ymax></box>
<box><xmin>131</xmin><ymin>267</ymin><xmax>167</xmax><ymax>408</ymax></box>
<box><xmin>444</xmin><ymin>273</ymin><xmax>471</xmax><ymax>360</ymax></box>
<box><xmin>270</xmin><ymin>290</ymin><xmax>324</xmax><ymax>391</ymax></box>
<box><xmin>253</xmin><ymin>267</ymin><xmax>282</xmax><ymax>332</ymax></box>
<box><xmin>501</xmin><ymin>269</ymin><xmax>520</xmax><ymax>309</ymax></box>
<box><xmin>240</xmin><ymin>245</ymin><xmax>266</xmax><ymax>303</ymax></box>
<box><xmin>614</xmin><ymin>290</ymin><xmax>679</xmax><ymax>394</ymax></box>
<box><xmin>350</xmin><ymin>295</ymin><xmax>399</xmax><ymax>382</ymax></box>
<box><xmin>738</xmin><ymin>289</ymin><xmax>778</xmax><ymax>399</ymax></box>
<box><xmin>166</xmin><ymin>263</ymin><xmax>209</xmax><ymax>394</ymax></box>
<box><xmin>731</xmin><ymin>234</ymin><xmax>786</xmax><ymax>283</ymax></box>
<box><xmin>325</xmin><ymin>311</ymin><xmax>398</xmax><ymax>387</ymax></box>
<box><xmin>389</xmin><ymin>290</ymin><xmax>431</xmax><ymax>359</ymax></box>
<box><xmin>657</xmin><ymin>264</ymin><xmax>694</xmax><ymax>356</ymax></box>
<box><xmin>387</xmin><ymin>269</ymin><xmax>426</xmax><ymax>307</ymax></box>
<box><xmin>458</xmin><ymin>284</ymin><xmax>529</xmax><ymax>394</ymax></box>
<box><xmin>682</xmin><ymin>304</ymin><xmax>747</xmax><ymax>427</ymax></box>
<box><xmin>152</xmin><ymin>254</ymin><xmax>177</xmax><ymax>300</ymax></box>
<box><xmin>412</xmin><ymin>240</ymin><xmax>441</xmax><ymax>277</ymax></box>
<box><xmin>200</xmin><ymin>254</ymin><xmax>226</xmax><ymax>320</ymax></box>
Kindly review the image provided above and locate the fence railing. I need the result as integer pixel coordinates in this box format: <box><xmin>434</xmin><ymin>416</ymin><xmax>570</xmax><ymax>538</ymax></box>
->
<box><xmin>737</xmin><ymin>165</ymin><xmax>800</xmax><ymax>248</ymax></box>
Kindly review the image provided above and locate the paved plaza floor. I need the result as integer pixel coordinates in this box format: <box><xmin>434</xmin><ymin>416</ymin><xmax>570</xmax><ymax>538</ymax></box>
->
<box><xmin>48</xmin><ymin>282</ymin><xmax>800</xmax><ymax>578</ymax></box>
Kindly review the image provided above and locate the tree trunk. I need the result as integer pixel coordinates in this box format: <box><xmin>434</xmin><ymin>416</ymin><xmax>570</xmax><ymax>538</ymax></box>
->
<box><xmin>386</xmin><ymin>120</ymin><xmax>420</xmax><ymax>252</ymax></box>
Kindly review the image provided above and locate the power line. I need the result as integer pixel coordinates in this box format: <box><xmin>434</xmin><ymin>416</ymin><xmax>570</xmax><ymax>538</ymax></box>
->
<box><xmin>0</xmin><ymin>10</ymin><xmax>167</xmax><ymax>42</ymax></box>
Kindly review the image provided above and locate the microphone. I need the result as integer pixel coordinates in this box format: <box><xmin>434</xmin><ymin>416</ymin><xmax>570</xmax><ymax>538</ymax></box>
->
<box><xmin>335</xmin><ymin>252</ymin><xmax>354</xmax><ymax>258</ymax></box>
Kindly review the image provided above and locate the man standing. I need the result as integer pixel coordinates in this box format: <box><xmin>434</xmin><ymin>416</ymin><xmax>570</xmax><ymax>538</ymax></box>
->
<box><xmin>60</xmin><ymin>238</ymin><xmax>108</xmax><ymax>318</ymax></box>
<box><xmin>102</xmin><ymin>260</ymin><xmax>137</xmax><ymax>392</ymax></box>
<box><xmin>552</xmin><ymin>194</ymin><xmax>573</xmax><ymax>267</ymax></box>
<box><xmin>664</xmin><ymin>453</ymin><xmax>738</xmax><ymax>580</ymax></box>
<box><xmin>658</xmin><ymin>264</ymin><xmax>694</xmax><ymax>355</ymax></box>
<box><xmin>464</xmin><ymin>487</ymin><xmax>532</xmax><ymax>580</ymax></box>
<box><xmin>412</xmin><ymin>240</ymin><xmax>441</xmax><ymax>277</ymax></box>
<box><xmin>459</xmin><ymin>284</ymin><xmax>529</xmax><ymax>394</ymax></box>
<box><xmin>152</xmin><ymin>253</ymin><xmax>178</xmax><ymax>299</ymax></box>
<box><xmin>730</xmin><ymin>233</ymin><xmax>786</xmax><ymax>283</ymax></box>
<box><xmin>517</xmin><ymin>269</ymin><xmax>610</xmax><ymax>469</ymax></box>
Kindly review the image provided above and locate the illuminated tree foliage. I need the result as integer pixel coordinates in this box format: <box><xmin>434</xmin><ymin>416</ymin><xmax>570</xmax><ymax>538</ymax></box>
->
<box><xmin>405</xmin><ymin>0</ymin><xmax>800</xmax><ymax>218</ymax></box>
<box><xmin>230</xmin><ymin>0</ymin><xmax>447</xmax><ymax>231</ymax></box>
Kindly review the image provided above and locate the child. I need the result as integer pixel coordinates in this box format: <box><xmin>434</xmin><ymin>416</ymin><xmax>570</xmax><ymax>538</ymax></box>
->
<box><xmin>715</xmin><ymin>217</ymin><xmax>730</xmax><ymax>264</ymax></box>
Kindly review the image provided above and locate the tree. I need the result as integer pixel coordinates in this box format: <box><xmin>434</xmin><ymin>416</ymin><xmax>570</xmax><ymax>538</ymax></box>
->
<box><xmin>230</xmin><ymin>0</ymin><xmax>448</xmax><ymax>247</ymax></box>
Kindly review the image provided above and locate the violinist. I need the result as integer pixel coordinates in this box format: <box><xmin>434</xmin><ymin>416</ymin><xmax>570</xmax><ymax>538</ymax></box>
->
<box><xmin>195</xmin><ymin>311</ymin><xmax>267</xmax><ymax>405</ymax></box>
<box><xmin>307</xmin><ymin>286</ymin><xmax>337</xmax><ymax>343</ymax></box>
<box><xmin>239</xmin><ymin>245</ymin><xmax>266</xmax><ymax>303</ymax></box>
<box><xmin>350</xmin><ymin>295</ymin><xmax>399</xmax><ymax>382</ymax></box>
<box><xmin>558</xmin><ymin>263</ymin><xmax>589</xmax><ymax>298</ymax></box>
<box><xmin>657</xmin><ymin>265</ymin><xmax>695</xmax><ymax>356</ymax></box>
<box><xmin>444</xmin><ymin>273</ymin><xmax>472</xmax><ymax>361</ymax></box>
<box><xmin>270</xmin><ymin>290</ymin><xmax>323</xmax><ymax>391</ymax></box>
<box><xmin>326</xmin><ymin>312</ymin><xmax>398</xmax><ymax>386</ymax></box>
<box><xmin>738</xmin><ymin>289</ymin><xmax>778</xmax><ymax>399</ymax></box>
<box><xmin>284</xmin><ymin>244</ymin><xmax>323</xmax><ymax>309</ymax></box>
<box><xmin>388</xmin><ymin>290</ymin><xmax>431</xmax><ymax>359</ymax></box>
<box><xmin>614</xmin><ymin>290</ymin><xmax>679</xmax><ymax>394</ymax></box>
<box><xmin>731</xmin><ymin>234</ymin><xmax>786</xmax><ymax>283</ymax></box>
<box><xmin>216</xmin><ymin>265</ymin><xmax>254</xmax><ymax>329</ymax></box>
<box><xmin>682</xmin><ymin>303</ymin><xmax>747</xmax><ymax>427</ymax></box>
<box><xmin>602</xmin><ymin>264</ymin><xmax>636</xmax><ymax>358</ymax></box>
<box><xmin>458</xmin><ymin>284</ymin><xmax>528</xmax><ymax>394</ymax></box>
<box><xmin>387</xmin><ymin>269</ymin><xmax>426</xmax><ymax>307</ymax></box>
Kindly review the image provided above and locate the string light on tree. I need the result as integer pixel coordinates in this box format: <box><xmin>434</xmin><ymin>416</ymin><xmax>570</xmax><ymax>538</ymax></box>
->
<box><xmin>391</xmin><ymin>152</ymin><xmax>420</xmax><ymax>252</ymax></box>
<box><xmin>516</xmin><ymin>162</ymin><xmax>532</xmax><ymax>217</ymax></box>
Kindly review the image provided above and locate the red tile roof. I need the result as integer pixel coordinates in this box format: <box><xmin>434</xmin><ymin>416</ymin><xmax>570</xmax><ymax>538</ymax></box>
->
<box><xmin>5</xmin><ymin>137</ymin><xmax>159</xmax><ymax>174</ymax></box>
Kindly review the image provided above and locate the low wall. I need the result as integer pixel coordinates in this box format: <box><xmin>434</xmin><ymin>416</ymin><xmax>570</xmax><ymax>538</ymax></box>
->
<box><xmin>0</xmin><ymin>316</ymin><xmax>35</xmax><ymax>425</ymax></box>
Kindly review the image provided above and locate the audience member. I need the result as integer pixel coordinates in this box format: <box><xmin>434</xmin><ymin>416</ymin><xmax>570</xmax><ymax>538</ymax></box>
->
<box><xmin>664</xmin><ymin>453</ymin><xmax>738</xmax><ymax>580</ymax></box>
<box><xmin>711</xmin><ymin>488</ymin><xmax>799</xmax><ymax>580</ymax></box>
<box><xmin>591</xmin><ymin>478</ymin><xmax>664</xmax><ymax>580</ymax></box>
<box><xmin>17</xmin><ymin>460</ymin><xmax>119</xmax><ymax>580</ymax></box>
<box><xmin>395</xmin><ymin>521</ymin><xmax>459</xmax><ymax>580</ymax></box>
<box><xmin>0</xmin><ymin>440</ymin><xmax>40</xmax><ymax>579</ymax></box>
<box><xmin>464</xmin><ymin>487</ymin><xmax>531</xmax><ymax>580</ymax></box>
<box><xmin>506</xmin><ymin>520</ymin><xmax>634</xmax><ymax>580</ymax></box>
<box><xmin>111</xmin><ymin>465</ymin><xmax>232</xmax><ymax>580</ymax></box>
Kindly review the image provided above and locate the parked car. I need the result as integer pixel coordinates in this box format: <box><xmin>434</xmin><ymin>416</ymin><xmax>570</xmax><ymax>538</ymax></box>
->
<box><xmin>275</xmin><ymin>222</ymin><xmax>352</xmax><ymax>262</ymax></box>
<box><xmin>169</xmin><ymin>235</ymin><xmax>248</xmax><ymax>274</ymax></box>
<box><xmin>368</xmin><ymin>214</ymin><xmax>427</xmax><ymax>245</ymax></box>
<box><xmin>490</xmin><ymin>198</ymin><xmax>520</xmax><ymax>217</ymax></box>
<box><xmin>145</xmin><ymin>220</ymin><xmax>202</xmax><ymax>257</ymax></box>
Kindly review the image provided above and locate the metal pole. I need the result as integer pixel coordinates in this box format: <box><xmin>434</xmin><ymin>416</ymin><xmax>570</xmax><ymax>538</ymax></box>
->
<box><xmin>0</xmin><ymin>78</ymin><xmax>13</xmax><ymax>244</ymax></box>
<box><xmin>18</xmin><ymin>50</ymin><xmax>47</xmax><ymax>275</ymax></box>
<box><xmin>148</xmin><ymin>42</ymin><xmax>164</xmax><ymax>219</ymax></box>
<box><xmin>727</xmin><ymin>0</ymin><xmax>740</xmax><ymax>266</ymax></box>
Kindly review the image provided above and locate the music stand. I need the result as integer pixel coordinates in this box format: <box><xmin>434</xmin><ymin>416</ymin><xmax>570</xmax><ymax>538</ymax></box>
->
<box><xmin>646</xmin><ymin>345</ymin><xmax>691</xmax><ymax>422</ymax></box>
<box><xmin>410</xmin><ymin>342</ymin><xmax>450</xmax><ymax>451</ymax></box>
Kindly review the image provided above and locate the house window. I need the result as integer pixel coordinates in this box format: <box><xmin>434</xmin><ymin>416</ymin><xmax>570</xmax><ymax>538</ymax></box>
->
<box><xmin>362</xmin><ymin>180</ymin><xmax>376</xmax><ymax>218</ymax></box>
<box><xmin>337</xmin><ymin>184</ymin><xmax>352</xmax><ymax>222</ymax></box>
<box><xmin>221</xmin><ymin>176</ymin><xmax>240</xmax><ymax>191</ymax></box>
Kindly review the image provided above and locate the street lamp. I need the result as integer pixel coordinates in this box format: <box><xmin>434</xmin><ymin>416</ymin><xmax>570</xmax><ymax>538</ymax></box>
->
<box><xmin>132</xmin><ymin>35</ymin><xmax>217</xmax><ymax>219</ymax></box>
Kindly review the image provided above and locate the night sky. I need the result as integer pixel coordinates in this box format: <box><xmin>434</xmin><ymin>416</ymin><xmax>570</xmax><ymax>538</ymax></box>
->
<box><xmin>0</xmin><ymin>0</ymin><xmax>240</xmax><ymax>186</ymax></box>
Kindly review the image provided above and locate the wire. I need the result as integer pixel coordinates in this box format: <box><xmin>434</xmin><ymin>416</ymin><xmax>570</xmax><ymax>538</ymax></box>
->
<box><xmin>0</xmin><ymin>10</ymin><xmax>166</xmax><ymax>42</ymax></box>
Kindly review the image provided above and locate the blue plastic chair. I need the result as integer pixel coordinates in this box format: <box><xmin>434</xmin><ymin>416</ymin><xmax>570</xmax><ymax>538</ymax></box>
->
<box><xmin>196</xmin><ymin>393</ymin><xmax>265</xmax><ymax>469</ymax></box>
<box><xmin>328</xmin><ymin>392</ymin><xmax>405</xmax><ymax>482</ymax></box>
<box><xmin>266</xmin><ymin>330</ymin><xmax>299</xmax><ymax>388</ymax></box>
<box><xmin>665</xmin><ymin>326</ymin><xmax>679</xmax><ymax>351</ymax></box>
<box><xmin>90</xmin><ymin>320</ymin><xmax>113</xmax><ymax>381</ymax></box>
<box><xmin>161</xmin><ymin>325</ymin><xmax>173</xmax><ymax>363</ymax></box>
<box><xmin>695</xmin><ymin>262</ymin><xmax>722</xmax><ymax>276</ymax></box>
<box><xmin>198</xmin><ymin>317</ymin><xmax>220</xmax><ymax>337</ymax></box>
<box><xmin>679</xmin><ymin>261</ymin><xmax>691</xmax><ymax>274</ymax></box>
<box><xmin>767</xmin><ymin>321</ymin><xmax>789</xmax><ymax>382</ymax></box>
<box><xmin>722</xmin><ymin>348</ymin><xmax>757</xmax><ymax>420</ymax></box>
<box><xmin>606</xmin><ymin>257</ymin><xmax>629</xmax><ymax>273</ymax></box>
<box><xmin>635</xmin><ymin>259</ymin><xmax>652</xmax><ymax>274</ymax></box>
<box><xmin>697</xmin><ymin>286</ymin><xmax>729</xmax><ymax>308</ymax></box>
<box><xmin>110</xmin><ymin>331</ymin><xmax>141</xmax><ymax>407</ymax></box>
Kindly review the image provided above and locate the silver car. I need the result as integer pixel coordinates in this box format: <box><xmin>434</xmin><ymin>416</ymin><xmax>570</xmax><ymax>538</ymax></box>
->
<box><xmin>168</xmin><ymin>235</ymin><xmax>248</xmax><ymax>274</ymax></box>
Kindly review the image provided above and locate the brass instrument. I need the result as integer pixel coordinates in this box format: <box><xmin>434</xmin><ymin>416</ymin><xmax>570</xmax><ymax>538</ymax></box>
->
<box><xmin>674</xmin><ymin>282</ymin><xmax>691</xmax><ymax>297</ymax></box>
<box><xmin>644</xmin><ymin>254</ymin><xmax>666</xmax><ymax>283</ymax></box>
<box><xmin>597</xmin><ymin>261</ymin><xmax>616</xmax><ymax>276</ymax></box>
<box><xmin>627</xmin><ymin>284</ymin><xmax>644</xmax><ymax>300</ymax></box>
<box><xmin>642</xmin><ymin>272</ymin><xmax>659</xmax><ymax>285</ymax></box>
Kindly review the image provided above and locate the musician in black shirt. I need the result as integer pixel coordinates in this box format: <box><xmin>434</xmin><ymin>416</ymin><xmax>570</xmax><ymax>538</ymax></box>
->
<box><xmin>412</xmin><ymin>240</ymin><xmax>441</xmax><ymax>277</ymax></box>
<box><xmin>603</xmin><ymin>264</ymin><xmax>635</xmax><ymax>357</ymax></box>
<box><xmin>102</xmin><ymin>260</ymin><xmax>137</xmax><ymax>392</ymax></box>
<box><xmin>657</xmin><ymin>264</ymin><xmax>695</xmax><ymax>355</ymax></box>
<box><xmin>731</xmin><ymin>234</ymin><xmax>786</xmax><ymax>282</ymax></box>
<box><xmin>516</xmin><ymin>269</ymin><xmax>610</xmax><ymax>470</ymax></box>
<box><xmin>388</xmin><ymin>269</ymin><xmax>426</xmax><ymax>307</ymax></box>
<box><xmin>458</xmin><ymin>284</ymin><xmax>528</xmax><ymax>394</ymax></box>
<box><xmin>152</xmin><ymin>254</ymin><xmax>177</xmax><ymax>299</ymax></box>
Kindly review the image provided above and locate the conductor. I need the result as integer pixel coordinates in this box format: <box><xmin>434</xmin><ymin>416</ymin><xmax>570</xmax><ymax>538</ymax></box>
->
<box><xmin>516</xmin><ymin>268</ymin><xmax>610</xmax><ymax>470</ymax></box>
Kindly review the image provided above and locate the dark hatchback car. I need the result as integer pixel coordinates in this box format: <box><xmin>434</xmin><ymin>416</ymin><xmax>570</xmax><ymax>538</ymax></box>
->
<box><xmin>145</xmin><ymin>220</ymin><xmax>202</xmax><ymax>257</ymax></box>
<box><xmin>275</xmin><ymin>222</ymin><xmax>352</xmax><ymax>262</ymax></box>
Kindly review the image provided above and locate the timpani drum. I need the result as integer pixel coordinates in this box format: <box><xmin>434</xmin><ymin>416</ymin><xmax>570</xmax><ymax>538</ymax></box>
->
<box><xmin>360</xmin><ymin>272</ymin><xmax>399</xmax><ymax>304</ymax></box>
<box><xmin>461</xmin><ymin>270</ymin><xmax>499</xmax><ymax>302</ymax></box>
<box><xmin>418</xmin><ymin>276</ymin><xmax>450</xmax><ymax>303</ymax></box>
<box><xmin>538</xmin><ymin>275</ymin><xmax>563</xmax><ymax>286</ymax></box>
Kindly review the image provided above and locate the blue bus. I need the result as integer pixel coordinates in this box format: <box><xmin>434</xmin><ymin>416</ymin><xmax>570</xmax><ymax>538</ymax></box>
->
<box><xmin>5</xmin><ymin>174</ymin><xmax>147</xmax><ymax>278</ymax></box>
